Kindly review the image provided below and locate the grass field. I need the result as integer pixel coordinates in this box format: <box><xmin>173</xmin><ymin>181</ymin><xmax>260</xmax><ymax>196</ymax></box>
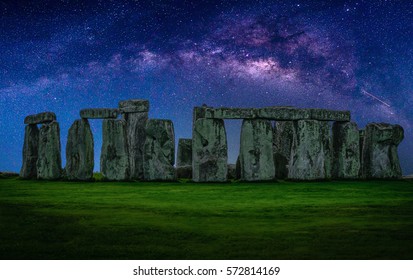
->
<box><xmin>0</xmin><ymin>176</ymin><xmax>412</xmax><ymax>260</ymax></box>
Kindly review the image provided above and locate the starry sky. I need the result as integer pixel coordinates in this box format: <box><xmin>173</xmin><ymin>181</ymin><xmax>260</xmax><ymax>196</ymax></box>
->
<box><xmin>1</xmin><ymin>0</ymin><xmax>412</xmax><ymax>174</ymax></box>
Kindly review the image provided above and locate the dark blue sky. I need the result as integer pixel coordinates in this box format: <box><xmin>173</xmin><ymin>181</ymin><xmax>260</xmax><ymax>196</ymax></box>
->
<box><xmin>1</xmin><ymin>0</ymin><xmax>412</xmax><ymax>174</ymax></box>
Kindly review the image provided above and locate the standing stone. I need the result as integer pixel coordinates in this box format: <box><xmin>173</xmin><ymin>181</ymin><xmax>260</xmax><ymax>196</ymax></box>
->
<box><xmin>332</xmin><ymin>122</ymin><xmax>360</xmax><ymax>179</ymax></box>
<box><xmin>119</xmin><ymin>99</ymin><xmax>149</xmax><ymax>180</ymax></box>
<box><xmin>361</xmin><ymin>123</ymin><xmax>404</xmax><ymax>179</ymax></box>
<box><xmin>273</xmin><ymin>121</ymin><xmax>294</xmax><ymax>179</ymax></box>
<box><xmin>193</xmin><ymin>118</ymin><xmax>228</xmax><ymax>182</ymax></box>
<box><xmin>177</xmin><ymin>139</ymin><xmax>192</xmax><ymax>167</ymax></box>
<box><xmin>100</xmin><ymin>119</ymin><xmax>129</xmax><ymax>180</ymax></box>
<box><xmin>143</xmin><ymin>119</ymin><xmax>176</xmax><ymax>181</ymax></box>
<box><xmin>37</xmin><ymin>121</ymin><xmax>62</xmax><ymax>179</ymax></box>
<box><xmin>235</xmin><ymin>156</ymin><xmax>241</xmax><ymax>179</ymax></box>
<box><xmin>192</xmin><ymin>105</ymin><xmax>212</xmax><ymax>132</ymax></box>
<box><xmin>176</xmin><ymin>138</ymin><xmax>192</xmax><ymax>179</ymax></box>
<box><xmin>289</xmin><ymin>120</ymin><xmax>332</xmax><ymax>180</ymax></box>
<box><xmin>20</xmin><ymin>124</ymin><xmax>39</xmax><ymax>179</ymax></box>
<box><xmin>66</xmin><ymin>119</ymin><xmax>94</xmax><ymax>181</ymax></box>
<box><xmin>227</xmin><ymin>164</ymin><xmax>237</xmax><ymax>180</ymax></box>
<box><xmin>239</xmin><ymin>119</ymin><xmax>275</xmax><ymax>181</ymax></box>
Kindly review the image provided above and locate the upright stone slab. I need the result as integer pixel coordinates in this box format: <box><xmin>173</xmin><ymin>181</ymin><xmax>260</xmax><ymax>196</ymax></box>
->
<box><xmin>361</xmin><ymin>123</ymin><xmax>404</xmax><ymax>179</ymax></box>
<box><xmin>100</xmin><ymin>119</ymin><xmax>129</xmax><ymax>180</ymax></box>
<box><xmin>192</xmin><ymin>105</ymin><xmax>212</xmax><ymax>132</ymax></box>
<box><xmin>177</xmin><ymin>139</ymin><xmax>192</xmax><ymax>167</ymax></box>
<box><xmin>273</xmin><ymin>121</ymin><xmax>294</xmax><ymax>179</ymax></box>
<box><xmin>239</xmin><ymin>119</ymin><xmax>275</xmax><ymax>181</ymax></box>
<box><xmin>193</xmin><ymin>118</ymin><xmax>228</xmax><ymax>182</ymax></box>
<box><xmin>37</xmin><ymin>121</ymin><xmax>62</xmax><ymax>179</ymax></box>
<box><xmin>66</xmin><ymin>119</ymin><xmax>94</xmax><ymax>180</ymax></box>
<box><xmin>289</xmin><ymin>120</ymin><xmax>332</xmax><ymax>180</ymax></box>
<box><xmin>119</xmin><ymin>99</ymin><xmax>149</xmax><ymax>180</ymax></box>
<box><xmin>143</xmin><ymin>119</ymin><xmax>176</xmax><ymax>181</ymax></box>
<box><xmin>20</xmin><ymin>124</ymin><xmax>39</xmax><ymax>179</ymax></box>
<box><xmin>332</xmin><ymin>122</ymin><xmax>360</xmax><ymax>179</ymax></box>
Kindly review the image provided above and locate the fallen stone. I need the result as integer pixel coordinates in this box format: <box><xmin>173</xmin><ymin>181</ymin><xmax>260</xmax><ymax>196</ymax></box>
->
<box><xmin>332</xmin><ymin>122</ymin><xmax>360</xmax><ymax>179</ymax></box>
<box><xmin>37</xmin><ymin>121</ymin><xmax>62</xmax><ymax>179</ymax></box>
<box><xmin>239</xmin><ymin>119</ymin><xmax>275</xmax><ymax>181</ymax></box>
<box><xmin>361</xmin><ymin>123</ymin><xmax>404</xmax><ymax>179</ymax></box>
<box><xmin>119</xmin><ymin>99</ymin><xmax>149</xmax><ymax>113</ymax></box>
<box><xmin>273</xmin><ymin>121</ymin><xmax>294</xmax><ymax>179</ymax></box>
<box><xmin>120</xmin><ymin>100</ymin><xmax>149</xmax><ymax>179</ymax></box>
<box><xmin>289</xmin><ymin>120</ymin><xmax>332</xmax><ymax>180</ymax></box>
<box><xmin>176</xmin><ymin>166</ymin><xmax>192</xmax><ymax>179</ymax></box>
<box><xmin>100</xmin><ymin>119</ymin><xmax>130</xmax><ymax>180</ymax></box>
<box><xmin>205</xmin><ymin>107</ymin><xmax>256</xmax><ymax>119</ymax></box>
<box><xmin>24</xmin><ymin>112</ymin><xmax>56</xmax><ymax>125</ymax></box>
<box><xmin>310</xmin><ymin>109</ymin><xmax>351</xmax><ymax>121</ymax></box>
<box><xmin>193</xmin><ymin>118</ymin><xmax>228</xmax><ymax>182</ymax></box>
<box><xmin>20</xmin><ymin>124</ymin><xmax>39</xmax><ymax>179</ymax></box>
<box><xmin>80</xmin><ymin>108</ymin><xmax>119</xmax><ymax>119</ymax></box>
<box><xmin>257</xmin><ymin>107</ymin><xmax>310</xmax><ymax>120</ymax></box>
<box><xmin>177</xmin><ymin>138</ymin><xmax>192</xmax><ymax>167</ymax></box>
<box><xmin>66</xmin><ymin>119</ymin><xmax>94</xmax><ymax>180</ymax></box>
<box><xmin>143</xmin><ymin>119</ymin><xmax>176</xmax><ymax>181</ymax></box>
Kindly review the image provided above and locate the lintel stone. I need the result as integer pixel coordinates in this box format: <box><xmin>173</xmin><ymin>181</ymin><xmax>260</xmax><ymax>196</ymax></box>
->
<box><xmin>24</xmin><ymin>112</ymin><xmax>56</xmax><ymax>124</ymax></box>
<box><xmin>119</xmin><ymin>99</ymin><xmax>149</xmax><ymax>113</ymax></box>
<box><xmin>80</xmin><ymin>108</ymin><xmax>119</xmax><ymax>119</ymax></box>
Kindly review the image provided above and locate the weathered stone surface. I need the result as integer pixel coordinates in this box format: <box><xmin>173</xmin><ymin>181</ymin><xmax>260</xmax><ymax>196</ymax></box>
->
<box><xmin>193</xmin><ymin>118</ymin><xmax>228</xmax><ymax>182</ymax></box>
<box><xmin>121</xmin><ymin>108</ymin><xmax>148</xmax><ymax>180</ymax></box>
<box><xmin>177</xmin><ymin>166</ymin><xmax>192</xmax><ymax>179</ymax></box>
<box><xmin>309</xmin><ymin>109</ymin><xmax>351</xmax><ymax>121</ymax></box>
<box><xmin>193</xmin><ymin>105</ymin><xmax>212</xmax><ymax>131</ymax></box>
<box><xmin>100</xmin><ymin>119</ymin><xmax>129</xmax><ymax>180</ymax></box>
<box><xmin>227</xmin><ymin>164</ymin><xmax>237</xmax><ymax>180</ymax></box>
<box><xmin>37</xmin><ymin>121</ymin><xmax>62</xmax><ymax>179</ymax></box>
<box><xmin>20</xmin><ymin>124</ymin><xmax>39</xmax><ymax>179</ymax></box>
<box><xmin>239</xmin><ymin>119</ymin><xmax>275</xmax><ymax>181</ymax></box>
<box><xmin>273</xmin><ymin>121</ymin><xmax>294</xmax><ymax>179</ymax></box>
<box><xmin>177</xmin><ymin>138</ymin><xmax>192</xmax><ymax>167</ymax></box>
<box><xmin>289</xmin><ymin>120</ymin><xmax>332</xmax><ymax>180</ymax></box>
<box><xmin>332</xmin><ymin>122</ymin><xmax>360</xmax><ymax>179</ymax></box>
<box><xmin>119</xmin><ymin>99</ymin><xmax>149</xmax><ymax>113</ymax></box>
<box><xmin>257</xmin><ymin>107</ymin><xmax>310</xmax><ymax>120</ymax></box>
<box><xmin>205</xmin><ymin>107</ymin><xmax>256</xmax><ymax>119</ymax></box>
<box><xmin>80</xmin><ymin>108</ymin><xmax>119</xmax><ymax>119</ymax></box>
<box><xmin>143</xmin><ymin>119</ymin><xmax>176</xmax><ymax>181</ymax></box>
<box><xmin>361</xmin><ymin>123</ymin><xmax>404</xmax><ymax>179</ymax></box>
<box><xmin>235</xmin><ymin>156</ymin><xmax>241</xmax><ymax>179</ymax></box>
<box><xmin>66</xmin><ymin>119</ymin><xmax>94</xmax><ymax>180</ymax></box>
<box><xmin>24</xmin><ymin>112</ymin><xmax>56</xmax><ymax>125</ymax></box>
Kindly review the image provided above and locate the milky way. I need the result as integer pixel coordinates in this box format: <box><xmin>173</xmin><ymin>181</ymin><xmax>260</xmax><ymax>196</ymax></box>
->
<box><xmin>1</xmin><ymin>0</ymin><xmax>412</xmax><ymax>174</ymax></box>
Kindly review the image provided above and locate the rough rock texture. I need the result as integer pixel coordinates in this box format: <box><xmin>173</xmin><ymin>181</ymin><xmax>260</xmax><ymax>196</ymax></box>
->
<box><xmin>37</xmin><ymin>121</ymin><xmax>62</xmax><ymax>179</ymax></box>
<box><xmin>235</xmin><ymin>156</ymin><xmax>241</xmax><ymax>179</ymax></box>
<box><xmin>177</xmin><ymin>138</ymin><xmax>192</xmax><ymax>167</ymax></box>
<box><xmin>100</xmin><ymin>119</ymin><xmax>129</xmax><ymax>180</ymax></box>
<box><xmin>309</xmin><ymin>109</ymin><xmax>351</xmax><ymax>121</ymax></box>
<box><xmin>332</xmin><ymin>122</ymin><xmax>360</xmax><ymax>179</ymax></box>
<box><xmin>273</xmin><ymin>121</ymin><xmax>294</xmax><ymax>179</ymax></box>
<box><xmin>66</xmin><ymin>119</ymin><xmax>94</xmax><ymax>180</ymax></box>
<box><xmin>227</xmin><ymin>164</ymin><xmax>237</xmax><ymax>180</ymax></box>
<box><xmin>80</xmin><ymin>108</ymin><xmax>119</xmax><ymax>119</ymax></box>
<box><xmin>24</xmin><ymin>112</ymin><xmax>56</xmax><ymax>124</ymax></box>
<box><xmin>20</xmin><ymin>124</ymin><xmax>39</xmax><ymax>178</ymax></box>
<box><xmin>257</xmin><ymin>107</ymin><xmax>310</xmax><ymax>120</ymax></box>
<box><xmin>143</xmin><ymin>119</ymin><xmax>176</xmax><ymax>181</ymax></box>
<box><xmin>361</xmin><ymin>123</ymin><xmax>404</xmax><ymax>179</ymax></box>
<box><xmin>239</xmin><ymin>119</ymin><xmax>275</xmax><ymax>181</ymax></box>
<box><xmin>193</xmin><ymin>105</ymin><xmax>212</xmax><ymax>131</ymax></box>
<box><xmin>119</xmin><ymin>100</ymin><xmax>149</xmax><ymax>180</ymax></box>
<box><xmin>193</xmin><ymin>118</ymin><xmax>228</xmax><ymax>182</ymax></box>
<box><xmin>289</xmin><ymin>120</ymin><xmax>332</xmax><ymax>180</ymax></box>
<box><xmin>119</xmin><ymin>99</ymin><xmax>149</xmax><ymax>113</ymax></box>
<box><xmin>205</xmin><ymin>107</ymin><xmax>256</xmax><ymax>119</ymax></box>
<box><xmin>176</xmin><ymin>166</ymin><xmax>192</xmax><ymax>179</ymax></box>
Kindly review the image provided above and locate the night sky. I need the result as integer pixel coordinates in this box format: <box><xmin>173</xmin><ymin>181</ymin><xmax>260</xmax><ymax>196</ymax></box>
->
<box><xmin>1</xmin><ymin>0</ymin><xmax>412</xmax><ymax>174</ymax></box>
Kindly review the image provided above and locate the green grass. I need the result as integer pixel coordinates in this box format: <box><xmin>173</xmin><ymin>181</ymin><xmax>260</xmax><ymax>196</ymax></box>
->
<box><xmin>0</xmin><ymin>176</ymin><xmax>412</xmax><ymax>259</ymax></box>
